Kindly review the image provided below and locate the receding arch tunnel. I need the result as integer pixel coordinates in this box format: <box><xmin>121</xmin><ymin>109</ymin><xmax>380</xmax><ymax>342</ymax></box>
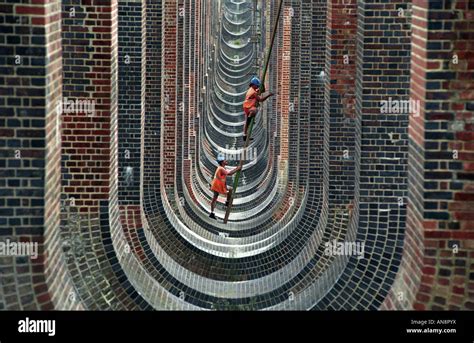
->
<box><xmin>0</xmin><ymin>0</ymin><xmax>473</xmax><ymax>312</ymax></box>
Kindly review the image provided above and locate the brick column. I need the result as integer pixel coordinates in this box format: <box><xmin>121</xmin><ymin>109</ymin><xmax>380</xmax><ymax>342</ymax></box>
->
<box><xmin>297</xmin><ymin>0</ymin><xmax>312</xmax><ymax>187</ymax></box>
<box><xmin>317</xmin><ymin>0</ymin><xmax>412</xmax><ymax>308</ymax></box>
<box><xmin>182</xmin><ymin>0</ymin><xmax>190</xmax><ymax>161</ymax></box>
<box><xmin>274</xmin><ymin>2</ymin><xmax>282</xmax><ymax>148</ymax></box>
<box><xmin>386</xmin><ymin>0</ymin><xmax>474</xmax><ymax>310</ymax></box>
<box><xmin>118</xmin><ymin>0</ymin><xmax>146</xmax><ymax>205</ymax></box>
<box><xmin>0</xmin><ymin>0</ymin><xmax>78</xmax><ymax>309</ymax></box>
<box><xmin>61</xmin><ymin>0</ymin><xmax>119</xmax><ymax>213</ymax></box>
<box><xmin>193</xmin><ymin>0</ymin><xmax>200</xmax><ymax>137</ymax></box>
<box><xmin>143</xmin><ymin>0</ymin><xmax>162</xmax><ymax>187</ymax></box>
<box><xmin>288</xmin><ymin>1</ymin><xmax>300</xmax><ymax>184</ymax></box>
<box><xmin>279</xmin><ymin>5</ymin><xmax>291</xmax><ymax>162</ymax></box>
<box><xmin>324</xmin><ymin>0</ymin><xmax>356</xmax><ymax>207</ymax></box>
<box><xmin>310</xmin><ymin>0</ymin><xmax>326</xmax><ymax>186</ymax></box>
<box><xmin>161</xmin><ymin>0</ymin><xmax>178</xmax><ymax>189</ymax></box>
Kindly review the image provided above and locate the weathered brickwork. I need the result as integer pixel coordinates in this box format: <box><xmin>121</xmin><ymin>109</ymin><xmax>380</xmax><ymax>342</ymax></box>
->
<box><xmin>385</xmin><ymin>0</ymin><xmax>474</xmax><ymax>311</ymax></box>
<box><xmin>143</xmin><ymin>0</ymin><xmax>161</xmax><ymax>186</ymax></box>
<box><xmin>118</xmin><ymin>0</ymin><xmax>146</xmax><ymax>205</ymax></box>
<box><xmin>61</xmin><ymin>0</ymin><xmax>119</xmax><ymax>212</ymax></box>
<box><xmin>161</xmin><ymin>0</ymin><xmax>177</xmax><ymax>189</ymax></box>
<box><xmin>324</xmin><ymin>0</ymin><xmax>356</xmax><ymax>206</ymax></box>
<box><xmin>0</xmin><ymin>0</ymin><xmax>78</xmax><ymax>310</ymax></box>
<box><xmin>315</xmin><ymin>0</ymin><xmax>412</xmax><ymax>309</ymax></box>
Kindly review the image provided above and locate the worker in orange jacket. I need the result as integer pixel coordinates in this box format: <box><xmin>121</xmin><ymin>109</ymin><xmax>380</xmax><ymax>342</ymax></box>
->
<box><xmin>242</xmin><ymin>76</ymin><xmax>274</xmax><ymax>142</ymax></box>
<box><xmin>209</xmin><ymin>156</ymin><xmax>241</xmax><ymax>220</ymax></box>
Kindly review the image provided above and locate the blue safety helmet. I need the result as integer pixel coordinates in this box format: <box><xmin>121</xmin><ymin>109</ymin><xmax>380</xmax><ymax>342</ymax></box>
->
<box><xmin>216</xmin><ymin>154</ymin><xmax>226</xmax><ymax>165</ymax></box>
<box><xmin>250</xmin><ymin>76</ymin><xmax>261</xmax><ymax>87</ymax></box>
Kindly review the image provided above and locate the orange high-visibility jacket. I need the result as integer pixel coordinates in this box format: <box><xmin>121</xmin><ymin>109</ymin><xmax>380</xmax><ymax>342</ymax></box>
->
<box><xmin>243</xmin><ymin>87</ymin><xmax>259</xmax><ymax>110</ymax></box>
<box><xmin>211</xmin><ymin>166</ymin><xmax>228</xmax><ymax>194</ymax></box>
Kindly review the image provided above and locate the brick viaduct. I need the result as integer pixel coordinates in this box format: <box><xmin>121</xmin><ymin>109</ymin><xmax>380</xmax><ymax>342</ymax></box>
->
<box><xmin>0</xmin><ymin>0</ymin><xmax>473</xmax><ymax>310</ymax></box>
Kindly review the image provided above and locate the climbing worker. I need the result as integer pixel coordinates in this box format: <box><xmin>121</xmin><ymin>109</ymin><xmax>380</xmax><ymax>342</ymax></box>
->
<box><xmin>242</xmin><ymin>76</ymin><xmax>274</xmax><ymax>142</ymax></box>
<box><xmin>209</xmin><ymin>155</ymin><xmax>242</xmax><ymax>220</ymax></box>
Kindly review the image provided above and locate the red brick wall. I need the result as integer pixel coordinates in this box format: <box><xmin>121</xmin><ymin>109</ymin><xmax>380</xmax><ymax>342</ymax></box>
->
<box><xmin>326</xmin><ymin>0</ymin><xmax>356</xmax><ymax>119</ymax></box>
<box><xmin>384</xmin><ymin>0</ymin><xmax>474</xmax><ymax>310</ymax></box>
<box><xmin>61</xmin><ymin>0</ymin><xmax>119</xmax><ymax>213</ymax></box>
<box><xmin>161</xmin><ymin>0</ymin><xmax>178</xmax><ymax>189</ymax></box>
<box><xmin>0</xmin><ymin>0</ymin><xmax>80</xmax><ymax>310</ymax></box>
